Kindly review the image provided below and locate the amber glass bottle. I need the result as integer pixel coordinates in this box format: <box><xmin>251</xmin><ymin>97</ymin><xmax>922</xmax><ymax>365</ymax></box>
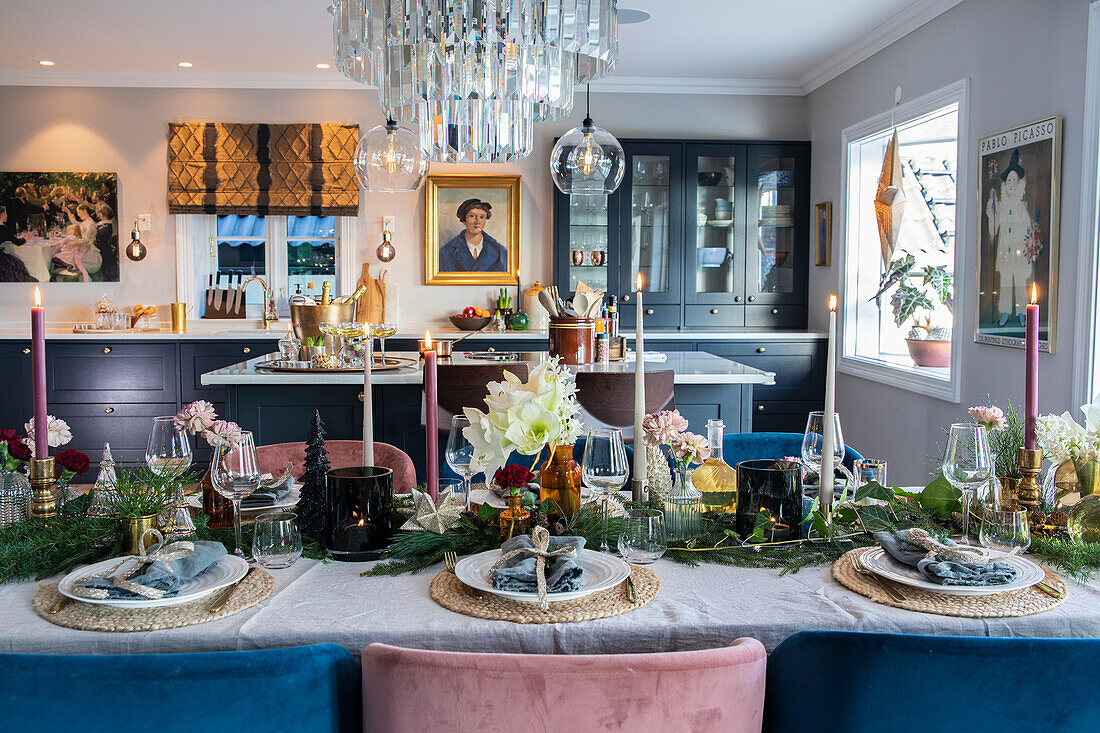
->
<box><xmin>201</xmin><ymin>464</ymin><xmax>234</xmax><ymax>529</ymax></box>
<box><xmin>539</xmin><ymin>443</ymin><xmax>582</xmax><ymax>519</ymax></box>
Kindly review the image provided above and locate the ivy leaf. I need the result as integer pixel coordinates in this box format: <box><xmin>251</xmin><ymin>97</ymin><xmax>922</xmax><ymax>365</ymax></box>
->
<box><xmin>747</xmin><ymin>508</ymin><xmax>773</xmax><ymax>544</ymax></box>
<box><xmin>854</xmin><ymin>481</ymin><xmax>895</xmax><ymax>503</ymax></box>
<box><xmin>922</xmin><ymin>265</ymin><xmax>952</xmax><ymax>306</ymax></box>
<box><xmin>891</xmin><ymin>283</ymin><xmax>934</xmax><ymax>327</ymax></box>
<box><xmin>477</xmin><ymin>503</ymin><xmax>502</xmax><ymax>522</ymax></box>
<box><xmin>872</xmin><ymin>253</ymin><xmax>916</xmax><ymax>301</ymax></box>
<box><xmin>919</xmin><ymin>475</ymin><xmax>962</xmax><ymax>517</ymax></box>
<box><xmin>854</xmin><ymin>504</ymin><xmax>895</xmax><ymax>532</ymax></box>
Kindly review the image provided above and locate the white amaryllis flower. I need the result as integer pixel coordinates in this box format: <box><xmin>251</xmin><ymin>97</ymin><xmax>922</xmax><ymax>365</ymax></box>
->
<box><xmin>1082</xmin><ymin>401</ymin><xmax>1100</xmax><ymax>433</ymax></box>
<box><xmin>1036</xmin><ymin>412</ymin><xmax>1090</xmax><ymax>464</ymax></box>
<box><xmin>24</xmin><ymin>415</ymin><xmax>72</xmax><ymax>453</ymax></box>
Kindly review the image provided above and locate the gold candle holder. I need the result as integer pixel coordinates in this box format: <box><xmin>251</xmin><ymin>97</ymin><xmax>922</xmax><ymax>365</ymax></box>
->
<box><xmin>1016</xmin><ymin>447</ymin><xmax>1043</xmax><ymax>511</ymax></box>
<box><xmin>29</xmin><ymin>457</ymin><xmax>57</xmax><ymax>519</ymax></box>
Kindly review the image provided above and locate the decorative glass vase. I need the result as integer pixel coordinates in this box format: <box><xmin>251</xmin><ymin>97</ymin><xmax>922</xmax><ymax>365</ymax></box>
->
<box><xmin>646</xmin><ymin>445</ymin><xmax>673</xmax><ymax>504</ymax></box>
<box><xmin>539</xmin><ymin>443</ymin><xmax>582</xmax><ymax>519</ymax></box>
<box><xmin>735</xmin><ymin>459</ymin><xmax>803</xmax><ymax>542</ymax></box>
<box><xmin>499</xmin><ymin>492</ymin><xmax>532</xmax><ymax>539</ymax></box>
<box><xmin>201</xmin><ymin>464</ymin><xmax>234</xmax><ymax>529</ymax></box>
<box><xmin>0</xmin><ymin>470</ymin><xmax>31</xmax><ymax>528</ymax></box>
<box><xmin>1059</xmin><ymin>459</ymin><xmax>1100</xmax><ymax>544</ymax></box>
<box><xmin>663</xmin><ymin>468</ymin><xmax>702</xmax><ymax>541</ymax></box>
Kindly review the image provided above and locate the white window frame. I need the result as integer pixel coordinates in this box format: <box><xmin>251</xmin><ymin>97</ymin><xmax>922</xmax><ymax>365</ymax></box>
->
<box><xmin>1073</xmin><ymin>1</ymin><xmax>1100</xmax><ymax>409</ymax></box>
<box><xmin>175</xmin><ymin>214</ymin><xmax>358</xmax><ymax>319</ymax></box>
<box><xmin>838</xmin><ymin>78</ymin><xmax>970</xmax><ymax>403</ymax></box>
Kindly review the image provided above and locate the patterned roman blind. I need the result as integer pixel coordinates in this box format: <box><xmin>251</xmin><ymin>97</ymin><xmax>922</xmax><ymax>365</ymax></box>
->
<box><xmin>167</xmin><ymin>122</ymin><xmax>359</xmax><ymax>216</ymax></box>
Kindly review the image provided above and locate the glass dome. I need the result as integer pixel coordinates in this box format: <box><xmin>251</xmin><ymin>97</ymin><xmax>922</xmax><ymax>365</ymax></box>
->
<box><xmin>354</xmin><ymin>120</ymin><xmax>428</xmax><ymax>193</ymax></box>
<box><xmin>550</xmin><ymin>118</ymin><xmax>625</xmax><ymax>195</ymax></box>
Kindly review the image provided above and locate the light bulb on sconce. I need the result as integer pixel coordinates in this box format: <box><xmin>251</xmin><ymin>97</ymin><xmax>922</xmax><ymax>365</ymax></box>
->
<box><xmin>377</xmin><ymin>227</ymin><xmax>395</xmax><ymax>262</ymax></box>
<box><xmin>126</xmin><ymin>217</ymin><xmax>147</xmax><ymax>262</ymax></box>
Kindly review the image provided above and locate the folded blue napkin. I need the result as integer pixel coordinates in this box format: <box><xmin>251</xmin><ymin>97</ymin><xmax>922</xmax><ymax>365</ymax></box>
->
<box><xmin>873</xmin><ymin>530</ymin><xmax>1018</xmax><ymax>586</ymax></box>
<box><xmin>77</xmin><ymin>541</ymin><xmax>227</xmax><ymax>599</ymax></box>
<box><xmin>490</xmin><ymin>535</ymin><xmax>585</xmax><ymax>594</ymax></box>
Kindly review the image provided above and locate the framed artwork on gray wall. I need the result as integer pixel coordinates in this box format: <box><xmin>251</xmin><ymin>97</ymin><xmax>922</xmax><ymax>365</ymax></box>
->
<box><xmin>814</xmin><ymin>201</ymin><xmax>832</xmax><ymax>266</ymax></box>
<box><xmin>975</xmin><ymin>117</ymin><xmax>1060</xmax><ymax>351</ymax></box>
<box><xmin>0</xmin><ymin>171</ymin><xmax>120</xmax><ymax>284</ymax></box>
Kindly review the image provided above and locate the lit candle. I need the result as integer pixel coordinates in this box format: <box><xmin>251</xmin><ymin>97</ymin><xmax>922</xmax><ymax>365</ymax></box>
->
<box><xmin>424</xmin><ymin>330</ymin><xmax>439</xmax><ymax>499</ymax></box>
<box><xmin>633</xmin><ymin>273</ymin><xmax>646</xmax><ymax>500</ymax></box>
<box><xmin>1025</xmin><ymin>284</ymin><xmax>1039</xmax><ymax>450</ymax></box>
<box><xmin>362</xmin><ymin>332</ymin><xmax>375</xmax><ymax>467</ymax></box>
<box><xmin>31</xmin><ymin>287</ymin><xmax>47</xmax><ymax>459</ymax></box>
<box><xmin>820</xmin><ymin>295</ymin><xmax>838</xmax><ymax>512</ymax></box>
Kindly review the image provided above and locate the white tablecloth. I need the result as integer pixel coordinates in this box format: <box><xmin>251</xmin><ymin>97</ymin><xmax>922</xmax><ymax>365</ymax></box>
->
<box><xmin>2</xmin><ymin>556</ymin><xmax>1099</xmax><ymax>658</ymax></box>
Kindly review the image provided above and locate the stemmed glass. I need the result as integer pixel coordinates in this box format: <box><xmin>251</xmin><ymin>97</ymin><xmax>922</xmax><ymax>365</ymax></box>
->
<box><xmin>445</xmin><ymin>415</ymin><xmax>475</xmax><ymax>510</ymax></box>
<box><xmin>801</xmin><ymin>411</ymin><xmax>847</xmax><ymax>493</ymax></box>
<box><xmin>210</xmin><ymin>431</ymin><xmax>260</xmax><ymax>558</ymax></box>
<box><xmin>146</xmin><ymin>416</ymin><xmax>195</xmax><ymax>540</ymax></box>
<box><xmin>582</xmin><ymin>428</ymin><xmax>629</xmax><ymax>553</ymax></box>
<box><xmin>942</xmin><ymin>423</ymin><xmax>993</xmax><ymax>546</ymax></box>
<box><xmin>368</xmin><ymin>322</ymin><xmax>398</xmax><ymax>365</ymax></box>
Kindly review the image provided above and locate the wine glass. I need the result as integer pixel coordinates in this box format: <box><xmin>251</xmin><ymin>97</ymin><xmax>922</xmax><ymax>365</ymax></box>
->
<box><xmin>618</xmin><ymin>509</ymin><xmax>667</xmax><ymax>565</ymax></box>
<box><xmin>368</xmin><ymin>322</ymin><xmax>398</xmax><ymax>365</ymax></box>
<box><xmin>445</xmin><ymin>415</ymin><xmax>475</xmax><ymax>510</ymax></box>
<box><xmin>942</xmin><ymin>423</ymin><xmax>993</xmax><ymax>546</ymax></box>
<box><xmin>146</xmin><ymin>416</ymin><xmax>195</xmax><ymax>540</ymax></box>
<box><xmin>210</xmin><ymin>430</ymin><xmax>261</xmax><ymax>558</ymax></box>
<box><xmin>801</xmin><ymin>411</ymin><xmax>846</xmax><ymax>493</ymax></box>
<box><xmin>582</xmin><ymin>428</ymin><xmax>629</xmax><ymax>553</ymax></box>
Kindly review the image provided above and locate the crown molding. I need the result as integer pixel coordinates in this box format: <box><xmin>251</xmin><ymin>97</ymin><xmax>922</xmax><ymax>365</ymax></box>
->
<box><xmin>799</xmin><ymin>0</ymin><xmax>967</xmax><ymax>93</ymax></box>
<box><xmin>591</xmin><ymin>75</ymin><xmax>805</xmax><ymax>96</ymax></box>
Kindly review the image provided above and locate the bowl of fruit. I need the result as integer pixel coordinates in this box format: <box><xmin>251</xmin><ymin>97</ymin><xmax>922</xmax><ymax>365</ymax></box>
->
<box><xmin>450</xmin><ymin>307</ymin><xmax>493</xmax><ymax>331</ymax></box>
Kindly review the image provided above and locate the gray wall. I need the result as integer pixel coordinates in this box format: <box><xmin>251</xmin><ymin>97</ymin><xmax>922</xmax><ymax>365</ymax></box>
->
<box><xmin>0</xmin><ymin>85</ymin><xmax>805</xmax><ymax>326</ymax></box>
<box><xmin>807</xmin><ymin>0</ymin><xmax>1092</xmax><ymax>483</ymax></box>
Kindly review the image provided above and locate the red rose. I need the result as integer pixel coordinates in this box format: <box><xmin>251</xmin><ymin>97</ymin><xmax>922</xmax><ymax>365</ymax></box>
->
<box><xmin>494</xmin><ymin>464</ymin><xmax>535</xmax><ymax>490</ymax></box>
<box><xmin>56</xmin><ymin>448</ymin><xmax>90</xmax><ymax>475</ymax></box>
<box><xmin>0</xmin><ymin>429</ymin><xmax>17</xmax><ymax>441</ymax></box>
<box><xmin>7</xmin><ymin>438</ymin><xmax>31</xmax><ymax>462</ymax></box>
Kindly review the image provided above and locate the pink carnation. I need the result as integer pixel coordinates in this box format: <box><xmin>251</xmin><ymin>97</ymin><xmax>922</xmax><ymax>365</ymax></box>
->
<box><xmin>203</xmin><ymin>420</ymin><xmax>243</xmax><ymax>449</ymax></box>
<box><xmin>968</xmin><ymin>405</ymin><xmax>1007</xmax><ymax>431</ymax></box>
<box><xmin>175</xmin><ymin>400</ymin><xmax>217</xmax><ymax>435</ymax></box>
<box><xmin>641</xmin><ymin>409</ymin><xmax>689</xmax><ymax>447</ymax></box>
<box><xmin>672</xmin><ymin>431</ymin><xmax>711</xmax><ymax>465</ymax></box>
<box><xmin>24</xmin><ymin>415</ymin><xmax>72</xmax><ymax>454</ymax></box>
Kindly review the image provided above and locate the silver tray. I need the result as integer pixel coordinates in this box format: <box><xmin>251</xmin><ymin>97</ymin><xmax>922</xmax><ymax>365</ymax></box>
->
<box><xmin>253</xmin><ymin>356</ymin><xmax>416</xmax><ymax>373</ymax></box>
<box><xmin>464</xmin><ymin>351</ymin><xmax>520</xmax><ymax>361</ymax></box>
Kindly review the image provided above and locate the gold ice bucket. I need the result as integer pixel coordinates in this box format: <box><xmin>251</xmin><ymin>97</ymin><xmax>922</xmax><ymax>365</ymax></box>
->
<box><xmin>290</xmin><ymin>303</ymin><xmax>358</xmax><ymax>344</ymax></box>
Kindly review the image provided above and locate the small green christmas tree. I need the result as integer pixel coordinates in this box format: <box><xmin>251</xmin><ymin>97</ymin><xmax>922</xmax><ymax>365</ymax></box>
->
<box><xmin>297</xmin><ymin>411</ymin><xmax>330</xmax><ymax>540</ymax></box>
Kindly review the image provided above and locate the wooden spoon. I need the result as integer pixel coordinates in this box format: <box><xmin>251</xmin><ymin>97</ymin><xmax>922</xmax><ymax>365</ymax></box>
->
<box><xmin>538</xmin><ymin>289</ymin><xmax>559</xmax><ymax>316</ymax></box>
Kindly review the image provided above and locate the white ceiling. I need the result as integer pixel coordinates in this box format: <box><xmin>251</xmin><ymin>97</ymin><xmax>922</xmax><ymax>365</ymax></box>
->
<box><xmin>0</xmin><ymin>0</ymin><xmax>964</xmax><ymax>94</ymax></box>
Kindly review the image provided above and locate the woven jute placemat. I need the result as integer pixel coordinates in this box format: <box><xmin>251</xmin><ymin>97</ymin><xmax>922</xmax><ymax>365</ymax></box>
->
<box><xmin>431</xmin><ymin>565</ymin><xmax>659</xmax><ymax>624</ymax></box>
<box><xmin>33</xmin><ymin>568</ymin><xmax>275</xmax><ymax>632</ymax></box>
<box><xmin>833</xmin><ymin>547</ymin><xmax>1065</xmax><ymax>618</ymax></box>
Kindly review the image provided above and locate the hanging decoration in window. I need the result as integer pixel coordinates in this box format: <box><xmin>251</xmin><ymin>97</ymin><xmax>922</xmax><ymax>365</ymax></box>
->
<box><xmin>874</xmin><ymin>129</ymin><xmax>906</xmax><ymax>269</ymax></box>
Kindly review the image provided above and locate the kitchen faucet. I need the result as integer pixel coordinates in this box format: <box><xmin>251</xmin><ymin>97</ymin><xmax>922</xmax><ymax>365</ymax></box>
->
<box><xmin>241</xmin><ymin>275</ymin><xmax>278</xmax><ymax>330</ymax></box>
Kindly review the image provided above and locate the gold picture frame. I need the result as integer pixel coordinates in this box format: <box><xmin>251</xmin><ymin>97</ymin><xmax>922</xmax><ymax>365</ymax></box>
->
<box><xmin>814</xmin><ymin>201</ymin><xmax>832</xmax><ymax>266</ymax></box>
<box><xmin>424</xmin><ymin>174</ymin><xmax>521</xmax><ymax>285</ymax></box>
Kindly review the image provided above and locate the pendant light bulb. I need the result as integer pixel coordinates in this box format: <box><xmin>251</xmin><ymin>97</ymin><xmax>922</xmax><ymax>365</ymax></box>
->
<box><xmin>383</xmin><ymin>128</ymin><xmax>400</xmax><ymax>173</ymax></box>
<box><xmin>355</xmin><ymin>119</ymin><xmax>429</xmax><ymax>193</ymax></box>
<box><xmin>376</xmin><ymin>228</ymin><xmax>396</xmax><ymax>262</ymax></box>
<box><xmin>125</xmin><ymin>218</ymin><xmax>147</xmax><ymax>262</ymax></box>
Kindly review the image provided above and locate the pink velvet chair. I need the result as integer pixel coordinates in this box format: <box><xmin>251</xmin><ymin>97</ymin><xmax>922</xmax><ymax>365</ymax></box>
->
<box><xmin>360</xmin><ymin>639</ymin><xmax>766</xmax><ymax>733</ymax></box>
<box><xmin>256</xmin><ymin>441</ymin><xmax>416</xmax><ymax>494</ymax></box>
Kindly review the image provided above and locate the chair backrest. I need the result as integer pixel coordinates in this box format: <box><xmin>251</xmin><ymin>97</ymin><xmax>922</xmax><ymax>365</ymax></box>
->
<box><xmin>574</xmin><ymin>369</ymin><xmax>675</xmax><ymax>441</ymax></box>
<box><xmin>362</xmin><ymin>639</ymin><xmax>766</xmax><ymax>733</ymax></box>
<box><xmin>722</xmin><ymin>432</ymin><xmax>862</xmax><ymax>471</ymax></box>
<box><xmin>764</xmin><ymin>631</ymin><xmax>1100</xmax><ymax>733</ymax></box>
<box><xmin>256</xmin><ymin>440</ymin><xmax>417</xmax><ymax>493</ymax></box>
<box><xmin>0</xmin><ymin>644</ymin><xmax>361</xmax><ymax>733</ymax></box>
<box><xmin>431</xmin><ymin>362</ymin><xmax>531</xmax><ymax>431</ymax></box>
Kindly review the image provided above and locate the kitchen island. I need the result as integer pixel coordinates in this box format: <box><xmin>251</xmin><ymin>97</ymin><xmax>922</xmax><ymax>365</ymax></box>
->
<box><xmin>202</xmin><ymin>350</ymin><xmax>774</xmax><ymax>482</ymax></box>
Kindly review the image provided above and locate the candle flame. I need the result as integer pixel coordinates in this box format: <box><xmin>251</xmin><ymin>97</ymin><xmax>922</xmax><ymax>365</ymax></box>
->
<box><xmin>424</xmin><ymin>330</ymin><xmax>432</xmax><ymax>349</ymax></box>
<box><xmin>828</xmin><ymin>294</ymin><xmax>837</xmax><ymax>311</ymax></box>
<box><xmin>636</xmin><ymin>272</ymin><xmax>643</xmax><ymax>291</ymax></box>
<box><xmin>33</xmin><ymin>286</ymin><xmax>41</xmax><ymax>308</ymax></box>
<box><xmin>1031</xmin><ymin>284</ymin><xmax>1038</xmax><ymax>304</ymax></box>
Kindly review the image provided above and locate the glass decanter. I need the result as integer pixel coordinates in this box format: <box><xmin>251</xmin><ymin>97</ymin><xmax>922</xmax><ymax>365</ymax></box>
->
<box><xmin>692</xmin><ymin>419</ymin><xmax>736</xmax><ymax>513</ymax></box>
<box><xmin>664</xmin><ymin>466</ymin><xmax>702</xmax><ymax>541</ymax></box>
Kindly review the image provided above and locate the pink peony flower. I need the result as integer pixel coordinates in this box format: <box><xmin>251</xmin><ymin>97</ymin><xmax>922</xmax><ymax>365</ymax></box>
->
<box><xmin>641</xmin><ymin>410</ymin><xmax>690</xmax><ymax>447</ymax></box>
<box><xmin>24</xmin><ymin>415</ymin><xmax>72</xmax><ymax>454</ymax></box>
<box><xmin>968</xmin><ymin>405</ymin><xmax>1007</xmax><ymax>431</ymax></box>
<box><xmin>672</xmin><ymin>431</ymin><xmax>711</xmax><ymax>465</ymax></box>
<box><xmin>203</xmin><ymin>420</ymin><xmax>243</xmax><ymax>449</ymax></box>
<box><xmin>175</xmin><ymin>400</ymin><xmax>218</xmax><ymax>435</ymax></box>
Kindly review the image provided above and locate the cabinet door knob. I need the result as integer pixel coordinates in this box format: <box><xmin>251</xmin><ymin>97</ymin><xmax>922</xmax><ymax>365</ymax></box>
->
<box><xmin>734</xmin><ymin>296</ymin><xmax>742</xmax><ymax>302</ymax></box>
<box><xmin>771</xmin><ymin>308</ymin><xmax>779</xmax><ymax>315</ymax></box>
<box><xmin>645</xmin><ymin>308</ymin><xmax>654</xmax><ymax>315</ymax></box>
<box><xmin>358</xmin><ymin>392</ymin><xmax>364</xmax><ymax>402</ymax></box>
<box><xmin>242</xmin><ymin>347</ymin><xmax>251</xmax><ymax>354</ymax></box>
<box><xmin>710</xmin><ymin>309</ymin><xmax>719</xmax><ymax>315</ymax></box>
<box><xmin>756</xmin><ymin>404</ymin><xmax>765</xmax><ymax>412</ymax></box>
<box><xmin>104</xmin><ymin>406</ymin><xmax>114</xmax><ymax>414</ymax></box>
<box><xmin>622</xmin><ymin>294</ymin><xmax>630</xmax><ymax>302</ymax></box>
<box><xmin>756</xmin><ymin>347</ymin><xmax>766</xmax><ymax>353</ymax></box>
<box><xmin>22</xmin><ymin>348</ymin><xmax>30</xmax><ymax>355</ymax></box>
<box><xmin>748</xmin><ymin>296</ymin><xmax>756</xmax><ymax>302</ymax></box>
<box><xmin>102</xmin><ymin>346</ymin><xmax>112</xmax><ymax>354</ymax></box>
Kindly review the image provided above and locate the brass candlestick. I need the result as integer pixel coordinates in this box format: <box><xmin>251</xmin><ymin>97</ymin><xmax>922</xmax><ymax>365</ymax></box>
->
<box><xmin>29</xmin><ymin>457</ymin><xmax>57</xmax><ymax>519</ymax></box>
<box><xmin>1016</xmin><ymin>447</ymin><xmax>1043</xmax><ymax>511</ymax></box>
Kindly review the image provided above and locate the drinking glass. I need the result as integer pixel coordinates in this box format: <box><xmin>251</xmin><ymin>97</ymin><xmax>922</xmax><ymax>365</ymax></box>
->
<box><xmin>582</xmin><ymin>428</ymin><xmax>629</xmax><ymax>553</ymax></box>
<box><xmin>979</xmin><ymin>508</ymin><xmax>1031</xmax><ymax>555</ymax></box>
<box><xmin>146</xmin><ymin>416</ymin><xmax>195</xmax><ymax>539</ymax></box>
<box><xmin>368</xmin><ymin>322</ymin><xmax>398</xmax><ymax>365</ymax></box>
<box><xmin>801</xmin><ymin>411</ymin><xmax>846</xmax><ymax>497</ymax></box>
<box><xmin>942</xmin><ymin>423</ymin><xmax>993</xmax><ymax>546</ymax></box>
<box><xmin>445</xmin><ymin>415</ymin><xmax>475</xmax><ymax>510</ymax></box>
<box><xmin>252</xmin><ymin>511</ymin><xmax>303</xmax><ymax>569</ymax></box>
<box><xmin>438</xmin><ymin>478</ymin><xmax>465</xmax><ymax>509</ymax></box>
<box><xmin>853</xmin><ymin>458</ymin><xmax>887</xmax><ymax>487</ymax></box>
<box><xmin>618</xmin><ymin>509</ymin><xmax>667</xmax><ymax>565</ymax></box>
<box><xmin>210</xmin><ymin>430</ymin><xmax>260</xmax><ymax>557</ymax></box>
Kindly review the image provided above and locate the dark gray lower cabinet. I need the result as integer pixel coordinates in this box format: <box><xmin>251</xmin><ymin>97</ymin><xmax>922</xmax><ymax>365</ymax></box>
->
<box><xmin>0</xmin><ymin>342</ymin><xmax>32</xmax><ymax>426</ymax></box>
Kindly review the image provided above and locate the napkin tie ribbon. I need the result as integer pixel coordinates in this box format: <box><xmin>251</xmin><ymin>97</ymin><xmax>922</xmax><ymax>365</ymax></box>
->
<box><xmin>903</xmin><ymin>528</ymin><xmax>998</xmax><ymax>564</ymax></box>
<box><xmin>490</xmin><ymin>526</ymin><xmax>577</xmax><ymax>610</ymax></box>
<box><xmin>71</xmin><ymin>529</ymin><xmax>195</xmax><ymax>600</ymax></box>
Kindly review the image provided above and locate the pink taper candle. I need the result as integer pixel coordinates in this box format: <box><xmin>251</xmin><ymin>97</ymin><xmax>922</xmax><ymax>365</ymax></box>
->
<box><xmin>31</xmin><ymin>287</ymin><xmax>47</xmax><ymax>459</ymax></box>
<box><xmin>1024</xmin><ymin>284</ymin><xmax>1039</xmax><ymax>450</ymax></box>
<box><xmin>424</xmin><ymin>330</ymin><xmax>439</xmax><ymax>499</ymax></box>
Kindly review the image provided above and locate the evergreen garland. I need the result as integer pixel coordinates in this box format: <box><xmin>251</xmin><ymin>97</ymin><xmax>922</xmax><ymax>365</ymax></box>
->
<box><xmin>297</xmin><ymin>410</ymin><xmax>330</xmax><ymax>541</ymax></box>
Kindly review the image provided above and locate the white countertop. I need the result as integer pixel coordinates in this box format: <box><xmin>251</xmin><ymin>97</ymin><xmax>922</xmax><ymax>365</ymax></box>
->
<box><xmin>200</xmin><ymin>350</ymin><xmax>776</xmax><ymax>386</ymax></box>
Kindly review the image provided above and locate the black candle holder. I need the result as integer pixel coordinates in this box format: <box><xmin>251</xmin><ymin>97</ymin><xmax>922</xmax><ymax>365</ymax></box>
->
<box><xmin>324</xmin><ymin>466</ymin><xmax>394</xmax><ymax>561</ymax></box>
<box><xmin>735</xmin><ymin>459</ymin><xmax>804</xmax><ymax>542</ymax></box>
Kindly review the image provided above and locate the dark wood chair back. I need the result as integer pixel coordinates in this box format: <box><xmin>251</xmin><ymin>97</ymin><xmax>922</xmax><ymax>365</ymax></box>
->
<box><xmin>574</xmin><ymin>370</ymin><xmax>675</xmax><ymax>440</ymax></box>
<box><xmin>429</xmin><ymin>362</ymin><xmax>531</xmax><ymax>431</ymax></box>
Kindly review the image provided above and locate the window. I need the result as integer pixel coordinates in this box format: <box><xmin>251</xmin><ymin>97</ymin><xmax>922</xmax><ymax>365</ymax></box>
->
<box><xmin>840</xmin><ymin>80</ymin><xmax>969</xmax><ymax>402</ymax></box>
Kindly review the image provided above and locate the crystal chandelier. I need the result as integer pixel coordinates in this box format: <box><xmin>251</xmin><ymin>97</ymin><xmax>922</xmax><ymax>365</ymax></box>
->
<box><xmin>333</xmin><ymin>0</ymin><xmax>619</xmax><ymax>163</ymax></box>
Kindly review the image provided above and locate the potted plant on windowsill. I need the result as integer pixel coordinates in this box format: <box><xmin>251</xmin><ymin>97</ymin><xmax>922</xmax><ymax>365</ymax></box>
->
<box><xmin>872</xmin><ymin>252</ymin><xmax>953</xmax><ymax>368</ymax></box>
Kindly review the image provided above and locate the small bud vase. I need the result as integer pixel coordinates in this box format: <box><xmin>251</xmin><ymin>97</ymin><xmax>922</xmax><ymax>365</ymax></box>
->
<box><xmin>499</xmin><ymin>492</ymin><xmax>532</xmax><ymax>540</ymax></box>
<box><xmin>663</xmin><ymin>468</ymin><xmax>702</xmax><ymax>541</ymax></box>
<box><xmin>0</xmin><ymin>470</ymin><xmax>31</xmax><ymax>528</ymax></box>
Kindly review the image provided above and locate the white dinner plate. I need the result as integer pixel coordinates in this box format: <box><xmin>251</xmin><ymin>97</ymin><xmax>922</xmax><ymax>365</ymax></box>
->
<box><xmin>186</xmin><ymin>486</ymin><xmax>300</xmax><ymax>513</ymax></box>
<box><xmin>858</xmin><ymin>547</ymin><xmax>1045</xmax><ymax>596</ymax></box>
<box><xmin>58</xmin><ymin>554</ymin><xmax>250</xmax><ymax>608</ymax></box>
<box><xmin>454</xmin><ymin>548</ymin><xmax>632</xmax><ymax>603</ymax></box>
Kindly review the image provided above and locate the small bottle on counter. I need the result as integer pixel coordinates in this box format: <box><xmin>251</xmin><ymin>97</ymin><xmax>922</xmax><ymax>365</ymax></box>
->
<box><xmin>596</xmin><ymin>333</ymin><xmax>610</xmax><ymax>363</ymax></box>
<box><xmin>605</xmin><ymin>295</ymin><xmax>619</xmax><ymax>337</ymax></box>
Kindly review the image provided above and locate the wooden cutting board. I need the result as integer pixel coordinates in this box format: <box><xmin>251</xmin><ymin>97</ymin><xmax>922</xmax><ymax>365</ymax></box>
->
<box><xmin>355</xmin><ymin>263</ymin><xmax>386</xmax><ymax>323</ymax></box>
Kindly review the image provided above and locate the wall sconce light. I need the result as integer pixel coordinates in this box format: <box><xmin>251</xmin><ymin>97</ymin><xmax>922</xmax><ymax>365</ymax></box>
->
<box><xmin>126</xmin><ymin>218</ymin><xmax>147</xmax><ymax>262</ymax></box>
<box><xmin>376</xmin><ymin>226</ymin><xmax>395</xmax><ymax>263</ymax></box>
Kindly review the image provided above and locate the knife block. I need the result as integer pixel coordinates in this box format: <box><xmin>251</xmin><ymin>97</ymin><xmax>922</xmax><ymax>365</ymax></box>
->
<box><xmin>203</xmin><ymin>289</ymin><xmax>246</xmax><ymax>319</ymax></box>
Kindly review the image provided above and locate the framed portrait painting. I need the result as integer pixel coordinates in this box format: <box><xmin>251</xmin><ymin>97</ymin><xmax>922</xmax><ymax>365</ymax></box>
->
<box><xmin>425</xmin><ymin>174</ymin><xmax>520</xmax><ymax>285</ymax></box>
<box><xmin>975</xmin><ymin>117</ymin><xmax>1060</xmax><ymax>351</ymax></box>
<box><xmin>0</xmin><ymin>171</ymin><xmax>120</xmax><ymax>284</ymax></box>
<box><xmin>814</xmin><ymin>201</ymin><xmax>831</xmax><ymax>266</ymax></box>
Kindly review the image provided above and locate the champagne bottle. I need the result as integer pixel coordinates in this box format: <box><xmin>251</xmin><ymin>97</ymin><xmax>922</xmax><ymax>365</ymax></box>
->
<box><xmin>320</xmin><ymin>280</ymin><xmax>332</xmax><ymax>306</ymax></box>
<box><xmin>692</xmin><ymin>419</ymin><xmax>737</xmax><ymax>512</ymax></box>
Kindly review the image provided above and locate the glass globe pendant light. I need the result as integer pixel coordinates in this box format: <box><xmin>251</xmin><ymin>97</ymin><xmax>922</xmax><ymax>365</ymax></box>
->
<box><xmin>354</xmin><ymin>118</ymin><xmax>429</xmax><ymax>193</ymax></box>
<box><xmin>550</xmin><ymin>86</ymin><xmax>624</xmax><ymax>195</ymax></box>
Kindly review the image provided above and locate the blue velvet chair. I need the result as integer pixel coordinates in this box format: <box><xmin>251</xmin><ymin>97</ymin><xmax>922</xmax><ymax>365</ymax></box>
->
<box><xmin>764</xmin><ymin>631</ymin><xmax>1100</xmax><ymax>733</ymax></box>
<box><xmin>0</xmin><ymin>644</ymin><xmax>361</xmax><ymax>733</ymax></box>
<box><xmin>723</xmin><ymin>432</ymin><xmax>862</xmax><ymax>471</ymax></box>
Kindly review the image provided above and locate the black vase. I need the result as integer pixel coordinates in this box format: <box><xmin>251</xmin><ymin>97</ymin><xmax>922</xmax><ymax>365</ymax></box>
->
<box><xmin>735</xmin><ymin>459</ymin><xmax>803</xmax><ymax>542</ymax></box>
<box><xmin>324</xmin><ymin>466</ymin><xmax>394</xmax><ymax>561</ymax></box>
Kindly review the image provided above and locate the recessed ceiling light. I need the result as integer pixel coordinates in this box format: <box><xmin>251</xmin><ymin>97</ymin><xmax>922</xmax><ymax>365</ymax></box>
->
<box><xmin>38</xmin><ymin>60</ymin><xmax>54</xmax><ymax>66</ymax></box>
<box><xmin>178</xmin><ymin>61</ymin><xmax>193</xmax><ymax>68</ymax></box>
<box><xmin>315</xmin><ymin>63</ymin><xmax>331</xmax><ymax>69</ymax></box>
<box><xmin>619</xmin><ymin>8</ymin><xmax>651</xmax><ymax>24</ymax></box>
